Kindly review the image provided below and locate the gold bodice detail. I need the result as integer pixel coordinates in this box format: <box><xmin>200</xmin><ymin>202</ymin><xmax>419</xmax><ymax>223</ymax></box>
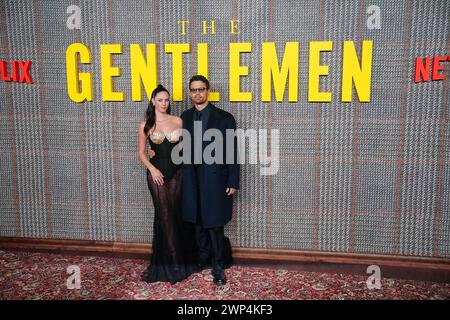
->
<box><xmin>149</xmin><ymin>129</ymin><xmax>182</xmax><ymax>144</ymax></box>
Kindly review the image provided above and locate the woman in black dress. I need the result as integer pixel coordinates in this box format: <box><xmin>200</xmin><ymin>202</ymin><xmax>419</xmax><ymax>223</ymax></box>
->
<box><xmin>137</xmin><ymin>85</ymin><xmax>197</xmax><ymax>284</ymax></box>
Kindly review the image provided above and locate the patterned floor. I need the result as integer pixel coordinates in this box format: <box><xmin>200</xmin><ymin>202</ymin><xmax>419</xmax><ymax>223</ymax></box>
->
<box><xmin>0</xmin><ymin>250</ymin><xmax>449</xmax><ymax>300</ymax></box>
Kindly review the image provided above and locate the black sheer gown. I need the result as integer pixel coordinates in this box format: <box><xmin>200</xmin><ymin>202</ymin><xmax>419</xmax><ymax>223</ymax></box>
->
<box><xmin>141</xmin><ymin>130</ymin><xmax>197</xmax><ymax>284</ymax></box>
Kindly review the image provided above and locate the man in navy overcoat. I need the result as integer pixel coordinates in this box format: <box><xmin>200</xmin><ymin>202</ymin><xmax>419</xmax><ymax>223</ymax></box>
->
<box><xmin>180</xmin><ymin>75</ymin><xmax>240</xmax><ymax>285</ymax></box>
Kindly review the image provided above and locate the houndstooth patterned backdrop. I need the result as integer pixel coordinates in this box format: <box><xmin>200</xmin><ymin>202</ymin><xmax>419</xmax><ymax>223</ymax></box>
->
<box><xmin>0</xmin><ymin>0</ymin><xmax>449</xmax><ymax>258</ymax></box>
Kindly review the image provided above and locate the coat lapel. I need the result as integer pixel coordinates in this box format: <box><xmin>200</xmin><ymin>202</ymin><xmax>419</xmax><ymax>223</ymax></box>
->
<box><xmin>184</xmin><ymin>107</ymin><xmax>194</xmax><ymax>134</ymax></box>
<box><xmin>205</xmin><ymin>103</ymin><xmax>218</xmax><ymax>131</ymax></box>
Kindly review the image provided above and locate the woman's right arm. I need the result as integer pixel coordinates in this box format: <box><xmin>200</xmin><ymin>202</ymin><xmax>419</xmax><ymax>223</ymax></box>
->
<box><xmin>137</xmin><ymin>122</ymin><xmax>164</xmax><ymax>185</ymax></box>
<box><xmin>137</xmin><ymin>122</ymin><xmax>153</xmax><ymax>170</ymax></box>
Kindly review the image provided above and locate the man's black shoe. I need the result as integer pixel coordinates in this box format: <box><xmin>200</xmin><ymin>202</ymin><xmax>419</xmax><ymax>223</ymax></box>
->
<box><xmin>212</xmin><ymin>270</ymin><xmax>226</xmax><ymax>286</ymax></box>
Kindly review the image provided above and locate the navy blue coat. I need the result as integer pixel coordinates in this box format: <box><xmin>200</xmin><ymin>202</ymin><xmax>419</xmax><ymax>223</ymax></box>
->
<box><xmin>180</xmin><ymin>103</ymin><xmax>240</xmax><ymax>228</ymax></box>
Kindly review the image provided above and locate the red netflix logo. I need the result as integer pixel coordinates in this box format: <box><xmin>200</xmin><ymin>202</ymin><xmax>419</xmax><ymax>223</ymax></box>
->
<box><xmin>414</xmin><ymin>56</ymin><xmax>450</xmax><ymax>83</ymax></box>
<box><xmin>0</xmin><ymin>60</ymin><xmax>33</xmax><ymax>84</ymax></box>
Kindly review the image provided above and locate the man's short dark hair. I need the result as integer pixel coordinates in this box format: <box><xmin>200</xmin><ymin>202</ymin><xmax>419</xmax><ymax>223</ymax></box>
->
<box><xmin>189</xmin><ymin>75</ymin><xmax>210</xmax><ymax>90</ymax></box>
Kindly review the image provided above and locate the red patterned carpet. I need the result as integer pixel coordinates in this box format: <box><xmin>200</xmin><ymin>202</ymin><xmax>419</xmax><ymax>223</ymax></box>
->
<box><xmin>0</xmin><ymin>250</ymin><xmax>449</xmax><ymax>300</ymax></box>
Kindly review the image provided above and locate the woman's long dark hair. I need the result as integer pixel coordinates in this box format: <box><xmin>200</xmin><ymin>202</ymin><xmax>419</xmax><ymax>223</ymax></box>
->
<box><xmin>144</xmin><ymin>84</ymin><xmax>170</xmax><ymax>135</ymax></box>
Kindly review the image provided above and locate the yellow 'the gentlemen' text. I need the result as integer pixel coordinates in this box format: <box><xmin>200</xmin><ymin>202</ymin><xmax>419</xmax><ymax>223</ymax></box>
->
<box><xmin>66</xmin><ymin>41</ymin><xmax>373</xmax><ymax>103</ymax></box>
